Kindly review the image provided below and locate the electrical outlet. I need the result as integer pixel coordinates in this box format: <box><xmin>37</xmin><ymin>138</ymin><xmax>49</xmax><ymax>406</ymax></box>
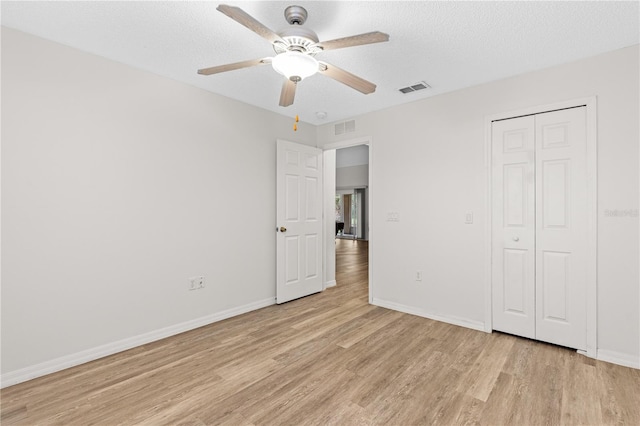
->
<box><xmin>415</xmin><ymin>271</ymin><xmax>422</xmax><ymax>281</ymax></box>
<box><xmin>188</xmin><ymin>276</ymin><xmax>205</xmax><ymax>291</ymax></box>
<box><xmin>188</xmin><ymin>277</ymin><xmax>197</xmax><ymax>291</ymax></box>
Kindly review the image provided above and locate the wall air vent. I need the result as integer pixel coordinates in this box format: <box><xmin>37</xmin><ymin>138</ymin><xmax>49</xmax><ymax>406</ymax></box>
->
<box><xmin>335</xmin><ymin>120</ymin><xmax>356</xmax><ymax>136</ymax></box>
<box><xmin>399</xmin><ymin>81</ymin><xmax>431</xmax><ymax>94</ymax></box>
<box><xmin>345</xmin><ymin>120</ymin><xmax>356</xmax><ymax>133</ymax></box>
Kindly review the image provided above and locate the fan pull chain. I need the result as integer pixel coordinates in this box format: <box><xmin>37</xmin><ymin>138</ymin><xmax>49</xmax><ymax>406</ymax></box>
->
<box><xmin>293</xmin><ymin>115</ymin><xmax>299</xmax><ymax>131</ymax></box>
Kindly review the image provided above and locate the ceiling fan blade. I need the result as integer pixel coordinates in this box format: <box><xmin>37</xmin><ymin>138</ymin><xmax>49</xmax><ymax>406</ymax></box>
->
<box><xmin>316</xmin><ymin>31</ymin><xmax>389</xmax><ymax>51</ymax></box>
<box><xmin>198</xmin><ymin>58</ymin><xmax>271</xmax><ymax>75</ymax></box>
<box><xmin>217</xmin><ymin>4</ymin><xmax>284</xmax><ymax>45</ymax></box>
<box><xmin>279</xmin><ymin>78</ymin><xmax>297</xmax><ymax>107</ymax></box>
<box><xmin>317</xmin><ymin>61</ymin><xmax>376</xmax><ymax>94</ymax></box>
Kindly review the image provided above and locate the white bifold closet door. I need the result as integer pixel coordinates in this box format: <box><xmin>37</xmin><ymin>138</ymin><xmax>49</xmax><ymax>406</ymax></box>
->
<box><xmin>492</xmin><ymin>107</ymin><xmax>587</xmax><ymax>351</ymax></box>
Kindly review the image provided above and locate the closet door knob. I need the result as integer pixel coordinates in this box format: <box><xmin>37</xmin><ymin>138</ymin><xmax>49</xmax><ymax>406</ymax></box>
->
<box><xmin>513</xmin><ymin>236</ymin><xmax>520</xmax><ymax>242</ymax></box>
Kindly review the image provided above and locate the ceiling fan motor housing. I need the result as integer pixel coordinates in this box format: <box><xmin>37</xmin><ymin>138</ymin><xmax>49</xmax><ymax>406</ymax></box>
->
<box><xmin>274</xmin><ymin>26</ymin><xmax>320</xmax><ymax>55</ymax></box>
<box><xmin>272</xmin><ymin>6</ymin><xmax>321</xmax><ymax>83</ymax></box>
<box><xmin>273</xmin><ymin>6</ymin><xmax>321</xmax><ymax>55</ymax></box>
<box><xmin>284</xmin><ymin>5</ymin><xmax>308</xmax><ymax>25</ymax></box>
<box><xmin>270</xmin><ymin>6</ymin><xmax>319</xmax><ymax>83</ymax></box>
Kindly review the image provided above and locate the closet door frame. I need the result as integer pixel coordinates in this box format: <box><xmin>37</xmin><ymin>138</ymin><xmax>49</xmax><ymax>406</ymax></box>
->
<box><xmin>484</xmin><ymin>97</ymin><xmax>597</xmax><ymax>359</ymax></box>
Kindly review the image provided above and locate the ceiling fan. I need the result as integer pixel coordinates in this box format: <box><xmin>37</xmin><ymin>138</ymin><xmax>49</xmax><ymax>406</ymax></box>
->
<box><xmin>198</xmin><ymin>4</ymin><xmax>389</xmax><ymax>107</ymax></box>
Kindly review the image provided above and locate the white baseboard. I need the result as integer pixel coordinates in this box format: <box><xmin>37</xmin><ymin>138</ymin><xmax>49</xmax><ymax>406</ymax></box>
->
<box><xmin>372</xmin><ymin>299</ymin><xmax>640</xmax><ymax>370</ymax></box>
<box><xmin>597</xmin><ymin>349</ymin><xmax>640</xmax><ymax>369</ymax></box>
<box><xmin>325</xmin><ymin>280</ymin><xmax>337</xmax><ymax>288</ymax></box>
<box><xmin>0</xmin><ymin>297</ymin><xmax>276</xmax><ymax>389</ymax></box>
<box><xmin>371</xmin><ymin>298</ymin><xmax>485</xmax><ymax>332</ymax></box>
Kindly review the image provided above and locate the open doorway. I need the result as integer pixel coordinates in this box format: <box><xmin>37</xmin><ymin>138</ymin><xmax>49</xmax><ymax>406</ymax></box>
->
<box><xmin>323</xmin><ymin>137</ymin><xmax>372</xmax><ymax>302</ymax></box>
<box><xmin>335</xmin><ymin>145</ymin><xmax>368</xmax><ymax>240</ymax></box>
<box><xmin>336</xmin><ymin>188</ymin><xmax>367</xmax><ymax>240</ymax></box>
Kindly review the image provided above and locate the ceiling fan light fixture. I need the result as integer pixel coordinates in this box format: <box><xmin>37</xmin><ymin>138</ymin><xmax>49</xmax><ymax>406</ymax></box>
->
<box><xmin>199</xmin><ymin>4</ymin><xmax>389</xmax><ymax>106</ymax></box>
<box><xmin>272</xmin><ymin>51</ymin><xmax>319</xmax><ymax>81</ymax></box>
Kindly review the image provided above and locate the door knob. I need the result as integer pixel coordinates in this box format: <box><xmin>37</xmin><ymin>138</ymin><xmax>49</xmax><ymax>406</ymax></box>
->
<box><xmin>280</xmin><ymin>226</ymin><xmax>287</xmax><ymax>232</ymax></box>
<box><xmin>513</xmin><ymin>236</ymin><xmax>520</xmax><ymax>242</ymax></box>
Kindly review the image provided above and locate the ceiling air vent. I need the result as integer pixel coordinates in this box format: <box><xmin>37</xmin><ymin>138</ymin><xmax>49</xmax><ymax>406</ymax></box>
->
<box><xmin>399</xmin><ymin>81</ymin><xmax>430</xmax><ymax>94</ymax></box>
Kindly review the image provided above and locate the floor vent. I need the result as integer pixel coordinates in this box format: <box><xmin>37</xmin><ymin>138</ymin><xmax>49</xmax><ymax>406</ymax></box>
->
<box><xmin>335</xmin><ymin>120</ymin><xmax>356</xmax><ymax>135</ymax></box>
<box><xmin>399</xmin><ymin>81</ymin><xmax>430</xmax><ymax>94</ymax></box>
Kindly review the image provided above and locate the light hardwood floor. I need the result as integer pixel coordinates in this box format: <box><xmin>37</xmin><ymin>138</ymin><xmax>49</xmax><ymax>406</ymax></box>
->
<box><xmin>2</xmin><ymin>239</ymin><xmax>639</xmax><ymax>425</ymax></box>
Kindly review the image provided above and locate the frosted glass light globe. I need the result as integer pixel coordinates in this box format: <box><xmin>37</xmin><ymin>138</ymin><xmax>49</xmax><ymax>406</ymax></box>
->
<box><xmin>272</xmin><ymin>52</ymin><xmax>318</xmax><ymax>81</ymax></box>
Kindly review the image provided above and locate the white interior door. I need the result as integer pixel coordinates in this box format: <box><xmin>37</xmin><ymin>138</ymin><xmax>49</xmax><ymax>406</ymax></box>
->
<box><xmin>491</xmin><ymin>107</ymin><xmax>588</xmax><ymax>351</ymax></box>
<box><xmin>535</xmin><ymin>107</ymin><xmax>587</xmax><ymax>350</ymax></box>
<box><xmin>492</xmin><ymin>116</ymin><xmax>536</xmax><ymax>339</ymax></box>
<box><xmin>276</xmin><ymin>140</ymin><xmax>323</xmax><ymax>304</ymax></box>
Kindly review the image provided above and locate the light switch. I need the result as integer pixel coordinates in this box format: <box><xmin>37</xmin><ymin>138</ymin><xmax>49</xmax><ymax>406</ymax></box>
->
<box><xmin>387</xmin><ymin>212</ymin><xmax>400</xmax><ymax>222</ymax></box>
<box><xmin>465</xmin><ymin>211</ymin><xmax>473</xmax><ymax>224</ymax></box>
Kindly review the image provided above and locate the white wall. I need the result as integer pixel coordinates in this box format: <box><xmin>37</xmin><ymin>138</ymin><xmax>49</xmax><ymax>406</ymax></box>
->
<box><xmin>318</xmin><ymin>45</ymin><xmax>640</xmax><ymax>366</ymax></box>
<box><xmin>336</xmin><ymin>164</ymin><xmax>369</xmax><ymax>189</ymax></box>
<box><xmin>1</xmin><ymin>28</ymin><xmax>317</xmax><ymax>383</ymax></box>
<box><xmin>336</xmin><ymin>145</ymin><xmax>369</xmax><ymax>168</ymax></box>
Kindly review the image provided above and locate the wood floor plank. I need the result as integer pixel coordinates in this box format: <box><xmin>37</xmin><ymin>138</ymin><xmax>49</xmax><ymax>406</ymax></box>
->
<box><xmin>560</xmin><ymin>361</ymin><xmax>604</xmax><ymax>425</ymax></box>
<box><xmin>455</xmin><ymin>331</ymin><xmax>515</xmax><ymax>402</ymax></box>
<box><xmin>364</xmin><ymin>350</ymin><xmax>461</xmax><ymax>424</ymax></box>
<box><xmin>2</xmin><ymin>239</ymin><xmax>639</xmax><ymax>425</ymax></box>
<box><xmin>598</xmin><ymin>360</ymin><xmax>640</xmax><ymax>424</ymax></box>
<box><xmin>335</xmin><ymin>308</ymin><xmax>404</xmax><ymax>349</ymax></box>
<box><xmin>478</xmin><ymin>372</ymin><xmax>518</xmax><ymax>424</ymax></box>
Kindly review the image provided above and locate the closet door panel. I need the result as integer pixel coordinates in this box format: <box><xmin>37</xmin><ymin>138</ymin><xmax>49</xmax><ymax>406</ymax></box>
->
<box><xmin>491</xmin><ymin>116</ymin><xmax>536</xmax><ymax>339</ymax></box>
<box><xmin>535</xmin><ymin>107</ymin><xmax>587</xmax><ymax>351</ymax></box>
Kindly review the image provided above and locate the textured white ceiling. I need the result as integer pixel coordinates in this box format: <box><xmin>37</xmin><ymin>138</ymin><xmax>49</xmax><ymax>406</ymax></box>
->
<box><xmin>2</xmin><ymin>1</ymin><xmax>638</xmax><ymax>125</ymax></box>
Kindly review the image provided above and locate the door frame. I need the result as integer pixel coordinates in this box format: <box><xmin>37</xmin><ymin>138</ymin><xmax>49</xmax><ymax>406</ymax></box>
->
<box><xmin>323</xmin><ymin>136</ymin><xmax>373</xmax><ymax>303</ymax></box>
<box><xmin>484</xmin><ymin>97</ymin><xmax>598</xmax><ymax>359</ymax></box>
